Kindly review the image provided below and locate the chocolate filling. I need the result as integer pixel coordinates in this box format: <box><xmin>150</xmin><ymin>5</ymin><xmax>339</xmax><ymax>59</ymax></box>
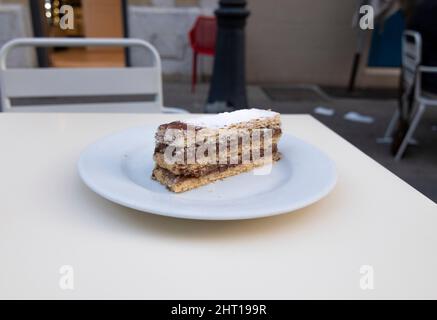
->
<box><xmin>154</xmin><ymin>128</ymin><xmax>282</xmax><ymax>154</ymax></box>
<box><xmin>154</xmin><ymin>151</ymin><xmax>281</xmax><ymax>181</ymax></box>
<box><xmin>157</xmin><ymin>121</ymin><xmax>199</xmax><ymax>131</ymax></box>
<box><xmin>156</xmin><ymin>146</ymin><xmax>279</xmax><ymax>177</ymax></box>
<box><xmin>158</xmin><ymin>121</ymin><xmax>280</xmax><ymax>131</ymax></box>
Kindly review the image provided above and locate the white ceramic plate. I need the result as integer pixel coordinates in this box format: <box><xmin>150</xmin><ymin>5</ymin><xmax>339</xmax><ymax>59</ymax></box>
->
<box><xmin>78</xmin><ymin>126</ymin><xmax>337</xmax><ymax>220</ymax></box>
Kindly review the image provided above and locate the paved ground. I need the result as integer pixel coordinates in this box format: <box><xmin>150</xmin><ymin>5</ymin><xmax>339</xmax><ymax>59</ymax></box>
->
<box><xmin>164</xmin><ymin>81</ymin><xmax>437</xmax><ymax>202</ymax></box>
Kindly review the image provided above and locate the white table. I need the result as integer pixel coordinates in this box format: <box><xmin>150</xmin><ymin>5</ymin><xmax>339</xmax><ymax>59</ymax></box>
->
<box><xmin>0</xmin><ymin>113</ymin><xmax>436</xmax><ymax>299</ymax></box>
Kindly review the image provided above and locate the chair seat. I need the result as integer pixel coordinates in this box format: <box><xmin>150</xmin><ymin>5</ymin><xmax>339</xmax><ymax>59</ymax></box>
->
<box><xmin>192</xmin><ymin>47</ymin><xmax>215</xmax><ymax>55</ymax></box>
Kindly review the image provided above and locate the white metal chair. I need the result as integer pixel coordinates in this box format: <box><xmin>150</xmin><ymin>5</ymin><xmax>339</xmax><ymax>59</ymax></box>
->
<box><xmin>381</xmin><ymin>30</ymin><xmax>437</xmax><ymax>160</ymax></box>
<box><xmin>0</xmin><ymin>38</ymin><xmax>188</xmax><ymax>113</ymax></box>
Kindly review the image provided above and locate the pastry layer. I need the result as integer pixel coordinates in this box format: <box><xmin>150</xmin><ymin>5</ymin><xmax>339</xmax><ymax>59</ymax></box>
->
<box><xmin>155</xmin><ymin>113</ymin><xmax>281</xmax><ymax>145</ymax></box>
<box><xmin>153</xmin><ymin>126</ymin><xmax>282</xmax><ymax>176</ymax></box>
<box><xmin>152</xmin><ymin>152</ymin><xmax>281</xmax><ymax>193</ymax></box>
<box><xmin>154</xmin><ymin>144</ymin><xmax>279</xmax><ymax>177</ymax></box>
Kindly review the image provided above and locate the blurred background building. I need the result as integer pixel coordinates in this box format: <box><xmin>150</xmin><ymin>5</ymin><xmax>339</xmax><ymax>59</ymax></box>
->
<box><xmin>0</xmin><ymin>0</ymin><xmax>407</xmax><ymax>88</ymax></box>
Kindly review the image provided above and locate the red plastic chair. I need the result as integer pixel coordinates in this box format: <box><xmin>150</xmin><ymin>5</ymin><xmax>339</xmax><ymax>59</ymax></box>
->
<box><xmin>189</xmin><ymin>16</ymin><xmax>217</xmax><ymax>93</ymax></box>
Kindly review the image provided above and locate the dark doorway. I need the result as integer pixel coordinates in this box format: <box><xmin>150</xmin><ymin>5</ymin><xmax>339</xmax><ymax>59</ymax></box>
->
<box><xmin>28</xmin><ymin>0</ymin><xmax>130</xmax><ymax>67</ymax></box>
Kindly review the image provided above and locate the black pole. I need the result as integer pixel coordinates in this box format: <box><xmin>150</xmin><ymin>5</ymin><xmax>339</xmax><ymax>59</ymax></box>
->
<box><xmin>29</xmin><ymin>0</ymin><xmax>50</xmax><ymax>67</ymax></box>
<box><xmin>121</xmin><ymin>0</ymin><xmax>131</xmax><ymax>67</ymax></box>
<box><xmin>348</xmin><ymin>53</ymin><xmax>361</xmax><ymax>92</ymax></box>
<box><xmin>206</xmin><ymin>0</ymin><xmax>250</xmax><ymax>113</ymax></box>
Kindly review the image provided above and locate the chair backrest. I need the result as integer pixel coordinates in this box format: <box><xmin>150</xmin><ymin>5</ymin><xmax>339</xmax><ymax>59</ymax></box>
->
<box><xmin>402</xmin><ymin>30</ymin><xmax>422</xmax><ymax>94</ymax></box>
<box><xmin>189</xmin><ymin>16</ymin><xmax>217</xmax><ymax>55</ymax></box>
<box><xmin>0</xmin><ymin>38</ymin><xmax>163</xmax><ymax>112</ymax></box>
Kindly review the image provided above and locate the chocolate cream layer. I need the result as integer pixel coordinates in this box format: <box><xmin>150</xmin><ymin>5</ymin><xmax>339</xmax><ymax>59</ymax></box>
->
<box><xmin>152</xmin><ymin>152</ymin><xmax>282</xmax><ymax>185</ymax></box>
<box><xmin>154</xmin><ymin>145</ymin><xmax>280</xmax><ymax>177</ymax></box>
<box><xmin>154</xmin><ymin>117</ymin><xmax>282</xmax><ymax>145</ymax></box>
<box><xmin>153</xmin><ymin>129</ymin><xmax>282</xmax><ymax>177</ymax></box>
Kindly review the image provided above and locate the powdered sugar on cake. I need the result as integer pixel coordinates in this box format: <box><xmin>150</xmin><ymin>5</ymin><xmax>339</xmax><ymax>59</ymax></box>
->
<box><xmin>182</xmin><ymin>108</ymin><xmax>279</xmax><ymax>129</ymax></box>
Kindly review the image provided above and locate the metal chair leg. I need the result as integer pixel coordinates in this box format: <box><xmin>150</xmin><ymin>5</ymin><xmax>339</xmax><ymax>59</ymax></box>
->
<box><xmin>378</xmin><ymin>109</ymin><xmax>400</xmax><ymax>143</ymax></box>
<box><xmin>395</xmin><ymin>103</ymin><xmax>426</xmax><ymax>161</ymax></box>
<box><xmin>379</xmin><ymin>94</ymin><xmax>408</xmax><ymax>144</ymax></box>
